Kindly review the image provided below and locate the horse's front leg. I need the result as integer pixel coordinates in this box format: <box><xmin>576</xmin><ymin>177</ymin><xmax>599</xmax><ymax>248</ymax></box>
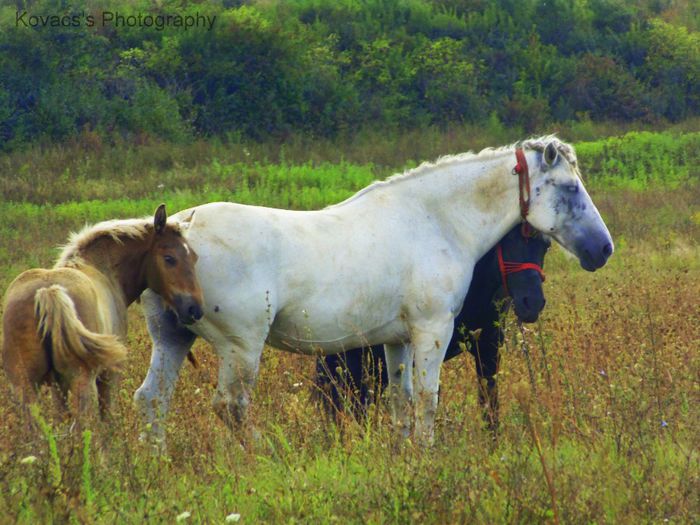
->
<box><xmin>412</xmin><ymin>316</ymin><xmax>453</xmax><ymax>445</ymax></box>
<box><xmin>384</xmin><ymin>342</ymin><xmax>413</xmax><ymax>438</ymax></box>
<box><xmin>134</xmin><ymin>290</ymin><xmax>196</xmax><ymax>443</ymax></box>
<box><xmin>212</xmin><ymin>338</ymin><xmax>264</xmax><ymax>442</ymax></box>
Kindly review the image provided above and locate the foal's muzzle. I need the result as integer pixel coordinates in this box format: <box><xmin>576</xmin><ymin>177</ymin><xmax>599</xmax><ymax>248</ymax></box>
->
<box><xmin>173</xmin><ymin>294</ymin><xmax>204</xmax><ymax>325</ymax></box>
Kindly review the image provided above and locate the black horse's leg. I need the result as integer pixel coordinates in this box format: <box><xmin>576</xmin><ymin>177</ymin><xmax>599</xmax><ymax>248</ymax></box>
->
<box><xmin>316</xmin><ymin>348</ymin><xmax>367</xmax><ymax>420</ymax></box>
<box><xmin>360</xmin><ymin>345</ymin><xmax>386</xmax><ymax>411</ymax></box>
<box><xmin>315</xmin><ymin>353</ymin><xmax>344</xmax><ymax>416</ymax></box>
<box><xmin>473</xmin><ymin>324</ymin><xmax>501</xmax><ymax>431</ymax></box>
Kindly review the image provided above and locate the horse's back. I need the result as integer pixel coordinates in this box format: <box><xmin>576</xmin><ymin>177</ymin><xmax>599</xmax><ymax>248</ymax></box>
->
<box><xmin>5</xmin><ymin>267</ymin><xmax>103</xmax><ymax>327</ymax></box>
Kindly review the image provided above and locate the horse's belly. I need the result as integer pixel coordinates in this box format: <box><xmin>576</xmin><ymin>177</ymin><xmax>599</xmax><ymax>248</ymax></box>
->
<box><xmin>266</xmin><ymin>316</ymin><xmax>408</xmax><ymax>355</ymax></box>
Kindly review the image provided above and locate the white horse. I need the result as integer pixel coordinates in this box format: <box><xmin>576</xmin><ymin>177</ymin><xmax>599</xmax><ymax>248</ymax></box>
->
<box><xmin>134</xmin><ymin>136</ymin><xmax>613</xmax><ymax>443</ymax></box>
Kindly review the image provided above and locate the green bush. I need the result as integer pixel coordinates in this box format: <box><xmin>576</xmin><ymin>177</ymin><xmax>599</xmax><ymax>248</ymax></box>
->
<box><xmin>577</xmin><ymin>131</ymin><xmax>700</xmax><ymax>189</ymax></box>
<box><xmin>0</xmin><ymin>0</ymin><xmax>699</xmax><ymax>150</ymax></box>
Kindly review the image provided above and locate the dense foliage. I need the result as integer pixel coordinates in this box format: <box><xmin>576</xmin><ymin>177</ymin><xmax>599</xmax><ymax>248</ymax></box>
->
<box><xmin>1</xmin><ymin>0</ymin><xmax>699</xmax><ymax>150</ymax></box>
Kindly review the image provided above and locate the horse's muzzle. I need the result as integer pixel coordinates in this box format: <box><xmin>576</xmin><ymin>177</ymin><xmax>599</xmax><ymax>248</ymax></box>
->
<box><xmin>579</xmin><ymin>240</ymin><xmax>614</xmax><ymax>271</ymax></box>
<box><xmin>173</xmin><ymin>294</ymin><xmax>204</xmax><ymax>325</ymax></box>
<box><xmin>513</xmin><ymin>294</ymin><xmax>546</xmax><ymax>324</ymax></box>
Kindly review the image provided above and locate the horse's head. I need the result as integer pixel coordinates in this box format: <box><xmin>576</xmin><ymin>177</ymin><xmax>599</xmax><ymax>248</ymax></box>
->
<box><xmin>522</xmin><ymin>138</ymin><xmax>613</xmax><ymax>271</ymax></box>
<box><xmin>143</xmin><ymin>204</ymin><xmax>204</xmax><ymax>325</ymax></box>
<box><xmin>497</xmin><ymin>226</ymin><xmax>550</xmax><ymax>323</ymax></box>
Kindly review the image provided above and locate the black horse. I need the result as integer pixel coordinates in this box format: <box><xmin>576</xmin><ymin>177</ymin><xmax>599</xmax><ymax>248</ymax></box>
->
<box><xmin>315</xmin><ymin>225</ymin><xmax>550</xmax><ymax>429</ymax></box>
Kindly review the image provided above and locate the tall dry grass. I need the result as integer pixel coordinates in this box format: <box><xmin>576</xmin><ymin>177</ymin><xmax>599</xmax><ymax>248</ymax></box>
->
<box><xmin>0</xmin><ymin>135</ymin><xmax>698</xmax><ymax>523</ymax></box>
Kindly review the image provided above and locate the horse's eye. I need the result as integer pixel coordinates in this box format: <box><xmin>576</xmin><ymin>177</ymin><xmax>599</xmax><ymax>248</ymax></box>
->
<box><xmin>567</xmin><ymin>184</ymin><xmax>579</xmax><ymax>193</ymax></box>
<box><xmin>163</xmin><ymin>255</ymin><xmax>177</xmax><ymax>267</ymax></box>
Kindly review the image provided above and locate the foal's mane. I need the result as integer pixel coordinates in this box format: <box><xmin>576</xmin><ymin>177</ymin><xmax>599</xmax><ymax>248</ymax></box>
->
<box><xmin>56</xmin><ymin>217</ymin><xmax>178</xmax><ymax>267</ymax></box>
<box><xmin>331</xmin><ymin>135</ymin><xmax>576</xmax><ymax>208</ymax></box>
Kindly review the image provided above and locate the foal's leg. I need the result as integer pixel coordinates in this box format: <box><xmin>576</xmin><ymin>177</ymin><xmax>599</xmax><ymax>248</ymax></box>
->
<box><xmin>134</xmin><ymin>290</ymin><xmax>196</xmax><ymax>442</ymax></box>
<box><xmin>3</xmin><ymin>332</ymin><xmax>46</xmax><ymax>415</ymax></box>
<box><xmin>68</xmin><ymin>369</ymin><xmax>99</xmax><ymax>421</ymax></box>
<box><xmin>212</xmin><ymin>337</ymin><xmax>264</xmax><ymax>440</ymax></box>
<box><xmin>411</xmin><ymin>318</ymin><xmax>453</xmax><ymax>445</ymax></box>
<box><xmin>6</xmin><ymin>372</ymin><xmax>39</xmax><ymax>428</ymax></box>
<box><xmin>5</xmin><ymin>368</ymin><xmax>38</xmax><ymax>408</ymax></box>
<box><xmin>97</xmin><ymin>370</ymin><xmax>120</xmax><ymax>420</ymax></box>
<box><xmin>383</xmin><ymin>342</ymin><xmax>413</xmax><ymax>438</ymax></box>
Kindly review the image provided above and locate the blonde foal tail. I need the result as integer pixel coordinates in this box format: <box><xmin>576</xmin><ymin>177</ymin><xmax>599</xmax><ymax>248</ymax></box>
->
<box><xmin>34</xmin><ymin>285</ymin><xmax>127</xmax><ymax>375</ymax></box>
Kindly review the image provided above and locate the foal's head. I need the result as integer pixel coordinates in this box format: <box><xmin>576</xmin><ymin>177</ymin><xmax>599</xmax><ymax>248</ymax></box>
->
<box><xmin>497</xmin><ymin>226</ymin><xmax>550</xmax><ymax>323</ymax></box>
<box><xmin>143</xmin><ymin>205</ymin><xmax>204</xmax><ymax>325</ymax></box>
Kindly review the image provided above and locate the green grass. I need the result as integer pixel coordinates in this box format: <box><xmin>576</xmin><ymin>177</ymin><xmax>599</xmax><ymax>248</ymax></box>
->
<box><xmin>0</xmin><ymin>129</ymin><xmax>698</xmax><ymax>523</ymax></box>
<box><xmin>2</xmin><ymin>127</ymin><xmax>698</xmax><ymax>206</ymax></box>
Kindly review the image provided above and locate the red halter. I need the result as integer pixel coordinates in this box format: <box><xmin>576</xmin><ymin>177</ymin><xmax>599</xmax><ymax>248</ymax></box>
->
<box><xmin>513</xmin><ymin>148</ymin><xmax>533</xmax><ymax>237</ymax></box>
<box><xmin>497</xmin><ymin>243</ymin><xmax>545</xmax><ymax>297</ymax></box>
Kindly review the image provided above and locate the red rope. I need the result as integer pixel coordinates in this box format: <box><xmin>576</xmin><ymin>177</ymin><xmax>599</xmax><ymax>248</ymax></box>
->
<box><xmin>497</xmin><ymin>244</ymin><xmax>545</xmax><ymax>297</ymax></box>
<box><xmin>514</xmin><ymin>148</ymin><xmax>532</xmax><ymax>237</ymax></box>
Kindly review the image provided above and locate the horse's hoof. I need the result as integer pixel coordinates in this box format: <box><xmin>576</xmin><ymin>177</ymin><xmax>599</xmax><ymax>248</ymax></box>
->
<box><xmin>138</xmin><ymin>426</ymin><xmax>167</xmax><ymax>453</ymax></box>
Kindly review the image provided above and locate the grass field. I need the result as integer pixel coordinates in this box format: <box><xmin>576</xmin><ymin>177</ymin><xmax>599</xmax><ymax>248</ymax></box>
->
<box><xmin>0</xmin><ymin>131</ymin><xmax>698</xmax><ymax>523</ymax></box>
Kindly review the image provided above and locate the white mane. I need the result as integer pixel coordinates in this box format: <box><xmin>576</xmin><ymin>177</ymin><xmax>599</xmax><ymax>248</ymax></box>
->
<box><xmin>331</xmin><ymin>135</ymin><xmax>577</xmax><ymax>208</ymax></box>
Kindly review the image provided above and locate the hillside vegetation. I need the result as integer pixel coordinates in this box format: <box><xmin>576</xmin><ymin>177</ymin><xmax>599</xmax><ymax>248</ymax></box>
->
<box><xmin>2</xmin><ymin>0</ymin><xmax>700</xmax><ymax>149</ymax></box>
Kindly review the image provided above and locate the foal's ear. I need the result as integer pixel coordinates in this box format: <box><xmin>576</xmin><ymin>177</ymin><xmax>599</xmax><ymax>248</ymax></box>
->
<box><xmin>543</xmin><ymin>142</ymin><xmax>558</xmax><ymax>167</ymax></box>
<box><xmin>154</xmin><ymin>204</ymin><xmax>167</xmax><ymax>234</ymax></box>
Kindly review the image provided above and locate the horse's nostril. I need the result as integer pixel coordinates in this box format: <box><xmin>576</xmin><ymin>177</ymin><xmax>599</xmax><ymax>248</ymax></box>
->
<box><xmin>188</xmin><ymin>304</ymin><xmax>202</xmax><ymax>320</ymax></box>
<box><xmin>602</xmin><ymin>242</ymin><xmax>613</xmax><ymax>257</ymax></box>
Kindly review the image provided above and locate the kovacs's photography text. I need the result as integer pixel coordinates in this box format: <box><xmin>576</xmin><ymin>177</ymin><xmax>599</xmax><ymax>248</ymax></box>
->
<box><xmin>15</xmin><ymin>10</ymin><xmax>216</xmax><ymax>31</ymax></box>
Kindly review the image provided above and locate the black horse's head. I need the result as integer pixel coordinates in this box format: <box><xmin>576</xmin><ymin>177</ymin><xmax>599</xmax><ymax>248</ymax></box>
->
<box><xmin>496</xmin><ymin>225</ymin><xmax>550</xmax><ymax>323</ymax></box>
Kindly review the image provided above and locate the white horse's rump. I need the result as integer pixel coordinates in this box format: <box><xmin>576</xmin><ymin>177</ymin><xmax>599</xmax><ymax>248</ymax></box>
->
<box><xmin>135</xmin><ymin>137</ymin><xmax>613</xmax><ymax>443</ymax></box>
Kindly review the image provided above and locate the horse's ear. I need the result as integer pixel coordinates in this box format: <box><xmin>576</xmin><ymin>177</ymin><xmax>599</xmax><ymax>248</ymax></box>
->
<box><xmin>180</xmin><ymin>209</ymin><xmax>196</xmax><ymax>231</ymax></box>
<box><xmin>154</xmin><ymin>204</ymin><xmax>167</xmax><ymax>234</ymax></box>
<box><xmin>543</xmin><ymin>142</ymin><xmax>558</xmax><ymax>167</ymax></box>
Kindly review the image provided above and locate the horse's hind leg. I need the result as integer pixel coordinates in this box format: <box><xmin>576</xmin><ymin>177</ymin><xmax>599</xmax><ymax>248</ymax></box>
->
<box><xmin>65</xmin><ymin>369</ymin><xmax>99</xmax><ymax>424</ymax></box>
<box><xmin>384</xmin><ymin>342</ymin><xmax>413</xmax><ymax>438</ymax></box>
<box><xmin>5</xmin><ymin>373</ymin><xmax>39</xmax><ymax>426</ymax></box>
<box><xmin>97</xmin><ymin>370</ymin><xmax>120</xmax><ymax>420</ymax></box>
<box><xmin>3</xmin><ymin>340</ymin><xmax>46</xmax><ymax>426</ymax></box>
<box><xmin>4</xmin><ymin>367</ymin><xmax>38</xmax><ymax>407</ymax></box>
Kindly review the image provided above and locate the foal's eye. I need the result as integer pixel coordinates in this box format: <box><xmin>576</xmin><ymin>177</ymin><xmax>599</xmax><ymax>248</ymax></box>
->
<box><xmin>163</xmin><ymin>255</ymin><xmax>177</xmax><ymax>267</ymax></box>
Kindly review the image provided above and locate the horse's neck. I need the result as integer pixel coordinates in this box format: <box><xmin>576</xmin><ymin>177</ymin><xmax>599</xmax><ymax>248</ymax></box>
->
<box><xmin>392</xmin><ymin>151</ymin><xmax>524</xmax><ymax>260</ymax></box>
<box><xmin>70</xmin><ymin>235</ymin><xmax>152</xmax><ymax>306</ymax></box>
